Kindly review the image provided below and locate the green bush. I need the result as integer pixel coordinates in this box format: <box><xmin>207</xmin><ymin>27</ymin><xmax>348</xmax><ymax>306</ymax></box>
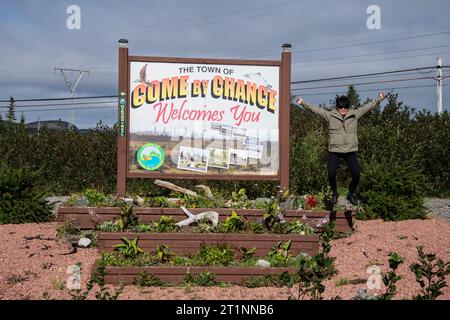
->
<box><xmin>1</xmin><ymin>88</ymin><xmax>448</xmax><ymax>209</ymax></box>
<box><xmin>357</xmin><ymin>158</ymin><xmax>428</xmax><ymax>221</ymax></box>
<box><xmin>0</xmin><ymin>163</ymin><xmax>52</xmax><ymax>224</ymax></box>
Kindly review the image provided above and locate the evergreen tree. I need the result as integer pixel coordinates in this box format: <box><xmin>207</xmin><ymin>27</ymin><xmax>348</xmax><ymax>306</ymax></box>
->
<box><xmin>7</xmin><ymin>97</ymin><xmax>16</xmax><ymax>122</ymax></box>
<box><xmin>347</xmin><ymin>85</ymin><xmax>361</xmax><ymax>108</ymax></box>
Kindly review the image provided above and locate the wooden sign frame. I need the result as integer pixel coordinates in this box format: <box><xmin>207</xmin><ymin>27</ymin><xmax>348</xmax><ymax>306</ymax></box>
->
<box><xmin>116</xmin><ymin>40</ymin><xmax>291</xmax><ymax>197</ymax></box>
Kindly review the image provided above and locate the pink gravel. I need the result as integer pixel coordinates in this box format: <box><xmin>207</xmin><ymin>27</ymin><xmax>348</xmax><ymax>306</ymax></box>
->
<box><xmin>0</xmin><ymin>218</ymin><xmax>449</xmax><ymax>300</ymax></box>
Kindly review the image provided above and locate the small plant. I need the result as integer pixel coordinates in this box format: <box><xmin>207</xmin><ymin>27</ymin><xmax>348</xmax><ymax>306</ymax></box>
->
<box><xmin>116</xmin><ymin>201</ymin><xmax>138</xmax><ymax>232</ymax></box>
<box><xmin>114</xmin><ymin>237</ymin><xmax>143</xmax><ymax>259</ymax></box>
<box><xmin>193</xmin><ymin>244</ymin><xmax>235</xmax><ymax>266</ymax></box>
<box><xmin>151</xmin><ymin>215</ymin><xmax>179</xmax><ymax>233</ymax></box>
<box><xmin>133</xmin><ymin>271</ymin><xmax>163</xmax><ymax>287</ymax></box>
<box><xmin>378</xmin><ymin>252</ymin><xmax>404</xmax><ymax>300</ymax></box>
<box><xmin>320</xmin><ymin>221</ymin><xmax>336</xmax><ymax>254</ymax></box>
<box><xmin>98</xmin><ymin>220</ymin><xmax>121</xmax><ymax>232</ymax></box>
<box><xmin>133</xmin><ymin>222</ymin><xmax>152</xmax><ymax>233</ymax></box>
<box><xmin>243</xmin><ymin>273</ymin><xmax>298</xmax><ymax>288</ymax></box>
<box><xmin>69</xmin><ymin>264</ymin><xmax>124</xmax><ymax>300</ymax></box>
<box><xmin>144</xmin><ymin>196</ymin><xmax>170</xmax><ymax>208</ymax></box>
<box><xmin>262</xmin><ymin>200</ymin><xmax>283</xmax><ymax>231</ymax></box>
<box><xmin>52</xmin><ymin>276</ymin><xmax>65</xmax><ymax>290</ymax></box>
<box><xmin>184</xmin><ymin>271</ymin><xmax>218</xmax><ymax>286</ymax></box>
<box><xmin>242</xmin><ymin>275</ymin><xmax>274</xmax><ymax>288</ymax></box>
<box><xmin>84</xmin><ymin>188</ymin><xmax>106</xmax><ymax>206</ymax></box>
<box><xmin>238</xmin><ymin>247</ymin><xmax>256</xmax><ymax>262</ymax></box>
<box><xmin>155</xmin><ymin>244</ymin><xmax>174</xmax><ymax>263</ymax></box>
<box><xmin>220</xmin><ymin>210</ymin><xmax>245</xmax><ymax>233</ymax></box>
<box><xmin>56</xmin><ymin>218</ymin><xmax>80</xmax><ymax>238</ymax></box>
<box><xmin>277</xmin><ymin>271</ymin><xmax>297</xmax><ymax>288</ymax></box>
<box><xmin>284</xmin><ymin>221</ymin><xmax>315</xmax><ymax>235</ymax></box>
<box><xmin>231</xmin><ymin>188</ymin><xmax>248</xmax><ymax>208</ymax></box>
<box><xmin>294</xmin><ymin>222</ymin><xmax>337</xmax><ymax>300</ymax></box>
<box><xmin>247</xmin><ymin>221</ymin><xmax>265</xmax><ymax>234</ymax></box>
<box><xmin>267</xmin><ymin>240</ymin><xmax>292</xmax><ymax>267</ymax></box>
<box><xmin>410</xmin><ymin>245</ymin><xmax>450</xmax><ymax>300</ymax></box>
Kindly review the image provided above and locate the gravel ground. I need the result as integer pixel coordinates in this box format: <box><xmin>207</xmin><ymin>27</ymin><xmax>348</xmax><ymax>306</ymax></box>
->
<box><xmin>0</xmin><ymin>218</ymin><xmax>449</xmax><ymax>300</ymax></box>
<box><xmin>425</xmin><ymin>198</ymin><xmax>450</xmax><ymax>223</ymax></box>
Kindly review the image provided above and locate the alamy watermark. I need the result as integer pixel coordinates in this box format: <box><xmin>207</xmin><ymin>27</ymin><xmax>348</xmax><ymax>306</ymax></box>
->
<box><xmin>366</xmin><ymin>265</ymin><xmax>382</xmax><ymax>289</ymax></box>
<box><xmin>367</xmin><ymin>5</ymin><xmax>381</xmax><ymax>30</ymax></box>
<box><xmin>66</xmin><ymin>5</ymin><xmax>81</xmax><ymax>30</ymax></box>
<box><xmin>66</xmin><ymin>264</ymin><xmax>81</xmax><ymax>290</ymax></box>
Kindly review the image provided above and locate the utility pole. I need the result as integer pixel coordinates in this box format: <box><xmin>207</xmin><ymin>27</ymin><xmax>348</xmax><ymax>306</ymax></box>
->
<box><xmin>54</xmin><ymin>65</ymin><xmax>89</xmax><ymax>129</ymax></box>
<box><xmin>436</xmin><ymin>57</ymin><xmax>443</xmax><ymax>114</ymax></box>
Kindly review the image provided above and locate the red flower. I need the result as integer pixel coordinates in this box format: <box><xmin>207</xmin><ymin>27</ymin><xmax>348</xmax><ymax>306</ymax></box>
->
<box><xmin>305</xmin><ymin>195</ymin><xmax>318</xmax><ymax>208</ymax></box>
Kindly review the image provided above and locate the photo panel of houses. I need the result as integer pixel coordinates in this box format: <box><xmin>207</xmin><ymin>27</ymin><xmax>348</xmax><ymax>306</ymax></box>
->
<box><xmin>177</xmin><ymin>146</ymin><xmax>209</xmax><ymax>173</ymax></box>
<box><xmin>207</xmin><ymin>148</ymin><xmax>230</xmax><ymax>169</ymax></box>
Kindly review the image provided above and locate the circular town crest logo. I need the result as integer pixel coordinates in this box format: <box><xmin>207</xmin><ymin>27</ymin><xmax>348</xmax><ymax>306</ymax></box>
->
<box><xmin>136</xmin><ymin>143</ymin><xmax>165</xmax><ymax>171</ymax></box>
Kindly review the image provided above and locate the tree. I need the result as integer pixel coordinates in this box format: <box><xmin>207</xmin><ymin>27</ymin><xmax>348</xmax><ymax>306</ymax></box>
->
<box><xmin>347</xmin><ymin>85</ymin><xmax>361</xmax><ymax>108</ymax></box>
<box><xmin>7</xmin><ymin>97</ymin><xmax>16</xmax><ymax>122</ymax></box>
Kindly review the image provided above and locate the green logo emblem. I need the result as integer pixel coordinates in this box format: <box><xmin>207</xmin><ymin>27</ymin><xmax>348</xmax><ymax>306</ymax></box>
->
<box><xmin>137</xmin><ymin>143</ymin><xmax>165</xmax><ymax>171</ymax></box>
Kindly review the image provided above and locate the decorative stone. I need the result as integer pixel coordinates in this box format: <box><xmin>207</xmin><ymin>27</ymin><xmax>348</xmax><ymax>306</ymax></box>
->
<box><xmin>75</xmin><ymin>198</ymin><xmax>89</xmax><ymax>206</ymax></box>
<box><xmin>256</xmin><ymin>259</ymin><xmax>271</xmax><ymax>268</ymax></box>
<box><xmin>120</xmin><ymin>198</ymin><xmax>134</xmax><ymax>205</ymax></box>
<box><xmin>77</xmin><ymin>237</ymin><xmax>91</xmax><ymax>248</ymax></box>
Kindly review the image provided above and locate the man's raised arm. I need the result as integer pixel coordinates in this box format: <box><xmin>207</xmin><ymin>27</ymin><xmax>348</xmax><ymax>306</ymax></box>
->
<box><xmin>292</xmin><ymin>96</ymin><xmax>329</xmax><ymax>120</ymax></box>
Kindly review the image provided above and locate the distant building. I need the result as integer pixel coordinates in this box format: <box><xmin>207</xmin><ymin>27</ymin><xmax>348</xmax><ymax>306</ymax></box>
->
<box><xmin>25</xmin><ymin>120</ymin><xmax>79</xmax><ymax>132</ymax></box>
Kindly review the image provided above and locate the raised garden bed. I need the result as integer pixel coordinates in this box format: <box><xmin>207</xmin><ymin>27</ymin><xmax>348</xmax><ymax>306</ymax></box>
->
<box><xmin>97</xmin><ymin>232</ymin><xmax>320</xmax><ymax>257</ymax></box>
<box><xmin>57</xmin><ymin>206</ymin><xmax>354</xmax><ymax>232</ymax></box>
<box><xmin>101</xmin><ymin>266</ymin><xmax>298</xmax><ymax>285</ymax></box>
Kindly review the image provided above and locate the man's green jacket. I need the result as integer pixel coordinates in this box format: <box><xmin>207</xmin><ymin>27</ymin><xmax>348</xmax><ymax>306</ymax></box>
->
<box><xmin>300</xmin><ymin>97</ymin><xmax>385</xmax><ymax>153</ymax></box>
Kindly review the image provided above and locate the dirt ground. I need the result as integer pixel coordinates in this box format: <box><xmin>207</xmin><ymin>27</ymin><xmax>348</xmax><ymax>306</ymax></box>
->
<box><xmin>0</xmin><ymin>217</ymin><xmax>449</xmax><ymax>300</ymax></box>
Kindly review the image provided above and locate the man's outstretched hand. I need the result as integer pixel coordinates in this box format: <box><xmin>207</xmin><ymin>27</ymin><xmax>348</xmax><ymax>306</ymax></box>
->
<box><xmin>379</xmin><ymin>91</ymin><xmax>386</xmax><ymax>100</ymax></box>
<box><xmin>296</xmin><ymin>96</ymin><xmax>303</xmax><ymax>105</ymax></box>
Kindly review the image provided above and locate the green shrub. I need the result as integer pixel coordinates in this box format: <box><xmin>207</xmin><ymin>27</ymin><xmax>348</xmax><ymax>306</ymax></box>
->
<box><xmin>183</xmin><ymin>271</ymin><xmax>218</xmax><ymax>286</ymax></box>
<box><xmin>98</xmin><ymin>220</ymin><xmax>121</xmax><ymax>232</ymax></box>
<box><xmin>133</xmin><ymin>271</ymin><xmax>163</xmax><ymax>287</ymax></box>
<box><xmin>357</xmin><ymin>158</ymin><xmax>428</xmax><ymax>221</ymax></box>
<box><xmin>56</xmin><ymin>218</ymin><xmax>80</xmax><ymax>237</ymax></box>
<box><xmin>151</xmin><ymin>215</ymin><xmax>179</xmax><ymax>233</ymax></box>
<box><xmin>192</xmin><ymin>244</ymin><xmax>235</xmax><ymax>266</ymax></box>
<box><xmin>83</xmin><ymin>188</ymin><xmax>106</xmax><ymax>206</ymax></box>
<box><xmin>410</xmin><ymin>245</ymin><xmax>450</xmax><ymax>300</ymax></box>
<box><xmin>114</xmin><ymin>237</ymin><xmax>143</xmax><ymax>259</ymax></box>
<box><xmin>0</xmin><ymin>163</ymin><xmax>52</xmax><ymax>224</ymax></box>
<box><xmin>219</xmin><ymin>210</ymin><xmax>245</xmax><ymax>233</ymax></box>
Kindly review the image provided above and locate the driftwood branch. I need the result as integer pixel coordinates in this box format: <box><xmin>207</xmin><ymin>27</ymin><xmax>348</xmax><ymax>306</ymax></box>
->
<box><xmin>176</xmin><ymin>206</ymin><xmax>219</xmax><ymax>227</ymax></box>
<box><xmin>195</xmin><ymin>185</ymin><xmax>214</xmax><ymax>199</ymax></box>
<box><xmin>154</xmin><ymin>179</ymin><xmax>198</xmax><ymax>198</ymax></box>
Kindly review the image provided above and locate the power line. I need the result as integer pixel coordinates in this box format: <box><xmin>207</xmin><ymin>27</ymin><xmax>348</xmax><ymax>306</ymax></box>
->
<box><xmin>247</xmin><ymin>28</ymin><xmax>450</xmax><ymax>59</ymax></box>
<box><xmin>0</xmin><ymin>95</ymin><xmax>116</xmax><ymax>103</ymax></box>
<box><xmin>0</xmin><ymin>101</ymin><xmax>116</xmax><ymax>109</ymax></box>
<box><xmin>293</xmin><ymin>84</ymin><xmax>450</xmax><ymax>95</ymax></box>
<box><xmin>294</xmin><ymin>51</ymin><xmax>450</xmax><ymax>69</ymax></box>
<box><xmin>292</xmin><ymin>66</ymin><xmax>440</xmax><ymax>84</ymax></box>
<box><xmin>295</xmin><ymin>76</ymin><xmax>433</xmax><ymax>90</ymax></box>
<box><xmin>0</xmin><ymin>105</ymin><xmax>116</xmax><ymax>113</ymax></box>
<box><xmin>292</xmin><ymin>44</ymin><xmax>450</xmax><ymax>65</ymax></box>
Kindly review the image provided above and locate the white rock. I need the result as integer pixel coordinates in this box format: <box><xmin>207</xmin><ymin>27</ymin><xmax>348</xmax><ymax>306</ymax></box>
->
<box><xmin>120</xmin><ymin>198</ymin><xmax>134</xmax><ymax>205</ymax></box>
<box><xmin>78</xmin><ymin>237</ymin><xmax>91</xmax><ymax>248</ymax></box>
<box><xmin>256</xmin><ymin>259</ymin><xmax>271</xmax><ymax>268</ymax></box>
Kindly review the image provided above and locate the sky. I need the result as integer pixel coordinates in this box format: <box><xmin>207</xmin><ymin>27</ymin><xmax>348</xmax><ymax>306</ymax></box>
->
<box><xmin>0</xmin><ymin>0</ymin><xmax>449</xmax><ymax>128</ymax></box>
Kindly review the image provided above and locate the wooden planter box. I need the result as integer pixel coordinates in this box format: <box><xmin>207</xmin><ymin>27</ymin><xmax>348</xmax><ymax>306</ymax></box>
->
<box><xmin>102</xmin><ymin>266</ymin><xmax>298</xmax><ymax>285</ymax></box>
<box><xmin>97</xmin><ymin>232</ymin><xmax>320</xmax><ymax>257</ymax></box>
<box><xmin>57</xmin><ymin>206</ymin><xmax>354</xmax><ymax>232</ymax></box>
<box><xmin>56</xmin><ymin>206</ymin><xmax>121</xmax><ymax>229</ymax></box>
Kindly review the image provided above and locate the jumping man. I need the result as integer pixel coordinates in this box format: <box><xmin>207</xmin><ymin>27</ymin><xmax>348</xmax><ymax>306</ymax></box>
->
<box><xmin>294</xmin><ymin>92</ymin><xmax>386</xmax><ymax>205</ymax></box>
